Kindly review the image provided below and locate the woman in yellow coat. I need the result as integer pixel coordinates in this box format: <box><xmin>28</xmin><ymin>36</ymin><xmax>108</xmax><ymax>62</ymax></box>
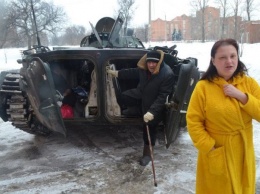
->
<box><xmin>186</xmin><ymin>38</ymin><xmax>260</xmax><ymax>194</ymax></box>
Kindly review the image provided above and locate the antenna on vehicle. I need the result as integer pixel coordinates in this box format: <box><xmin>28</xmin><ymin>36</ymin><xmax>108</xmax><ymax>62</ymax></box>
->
<box><xmin>30</xmin><ymin>0</ymin><xmax>41</xmax><ymax>47</ymax></box>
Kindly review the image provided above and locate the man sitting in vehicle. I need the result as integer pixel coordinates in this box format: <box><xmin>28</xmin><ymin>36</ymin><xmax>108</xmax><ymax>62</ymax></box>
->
<box><xmin>107</xmin><ymin>50</ymin><xmax>174</xmax><ymax>166</ymax></box>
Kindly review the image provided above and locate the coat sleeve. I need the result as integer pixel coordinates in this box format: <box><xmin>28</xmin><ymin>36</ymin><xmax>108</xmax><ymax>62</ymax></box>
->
<box><xmin>240</xmin><ymin>78</ymin><xmax>260</xmax><ymax>122</ymax></box>
<box><xmin>186</xmin><ymin>82</ymin><xmax>215</xmax><ymax>153</ymax></box>
<box><xmin>148</xmin><ymin>73</ymin><xmax>174</xmax><ymax>117</ymax></box>
<box><xmin>118</xmin><ymin>68</ymin><xmax>139</xmax><ymax>80</ymax></box>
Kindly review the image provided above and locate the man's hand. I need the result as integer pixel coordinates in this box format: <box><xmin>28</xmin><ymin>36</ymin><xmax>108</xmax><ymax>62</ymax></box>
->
<box><xmin>106</xmin><ymin>67</ymin><xmax>118</xmax><ymax>77</ymax></box>
<box><xmin>143</xmin><ymin>112</ymin><xmax>154</xmax><ymax>123</ymax></box>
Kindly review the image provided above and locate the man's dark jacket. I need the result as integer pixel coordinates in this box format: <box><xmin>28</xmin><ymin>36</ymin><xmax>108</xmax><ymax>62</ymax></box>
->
<box><xmin>118</xmin><ymin>50</ymin><xmax>174</xmax><ymax>123</ymax></box>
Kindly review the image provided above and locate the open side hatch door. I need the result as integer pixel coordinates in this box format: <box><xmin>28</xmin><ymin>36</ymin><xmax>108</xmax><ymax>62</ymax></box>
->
<box><xmin>89</xmin><ymin>22</ymin><xmax>103</xmax><ymax>48</ymax></box>
<box><xmin>164</xmin><ymin>58</ymin><xmax>200</xmax><ymax>148</ymax></box>
<box><xmin>107</xmin><ymin>12</ymin><xmax>124</xmax><ymax>47</ymax></box>
<box><xmin>22</xmin><ymin>57</ymin><xmax>66</xmax><ymax>136</ymax></box>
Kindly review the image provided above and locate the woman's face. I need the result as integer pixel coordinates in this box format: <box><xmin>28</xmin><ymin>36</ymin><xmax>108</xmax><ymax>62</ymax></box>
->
<box><xmin>211</xmin><ymin>45</ymin><xmax>238</xmax><ymax>81</ymax></box>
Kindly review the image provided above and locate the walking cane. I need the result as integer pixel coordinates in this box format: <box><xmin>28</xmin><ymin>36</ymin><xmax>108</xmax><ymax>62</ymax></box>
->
<box><xmin>146</xmin><ymin>123</ymin><xmax>158</xmax><ymax>187</ymax></box>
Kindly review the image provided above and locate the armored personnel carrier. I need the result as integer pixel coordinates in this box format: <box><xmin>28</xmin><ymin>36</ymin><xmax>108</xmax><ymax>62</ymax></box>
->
<box><xmin>0</xmin><ymin>13</ymin><xmax>200</xmax><ymax>148</ymax></box>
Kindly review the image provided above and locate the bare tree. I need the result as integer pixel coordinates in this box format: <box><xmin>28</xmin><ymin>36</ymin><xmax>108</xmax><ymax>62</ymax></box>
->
<box><xmin>61</xmin><ymin>25</ymin><xmax>86</xmax><ymax>45</ymax></box>
<box><xmin>244</xmin><ymin>0</ymin><xmax>256</xmax><ymax>21</ymax></box>
<box><xmin>116</xmin><ymin>0</ymin><xmax>136</xmax><ymax>35</ymax></box>
<box><xmin>190</xmin><ymin>0</ymin><xmax>210</xmax><ymax>42</ymax></box>
<box><xmin>7</xmin><ymin>0</ymin><xmax>66</xmax><ymax>48</ymax></box>
<box><xmin>0</xmin><ymin>0</ymin><xmax>8</xmax><ymax>48</ymax></box>
<box><xmin>0</xmin><ymin>0</ymin><xmax>19</xmax><ymax>48</ymax></box>
<box><xmin>134</xmin><ymin>25</ymin><xmax>148</xmax><ymax>42</ymax></box>
<box><xmin>215</xmin><ymin>0</ymin><xmax>229</xmax><ymax>38</ymax></box>
<box><xmin>230</xmin><ymin>0</ymin><xmax>243</xmax><ymax>40</ymax></box>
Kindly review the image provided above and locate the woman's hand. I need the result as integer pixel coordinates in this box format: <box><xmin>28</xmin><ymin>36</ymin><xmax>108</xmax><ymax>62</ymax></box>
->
<box><xmin>223</xmin><ymin>84</ymin><xmax>248</xmax><ymax>104</ymax></box>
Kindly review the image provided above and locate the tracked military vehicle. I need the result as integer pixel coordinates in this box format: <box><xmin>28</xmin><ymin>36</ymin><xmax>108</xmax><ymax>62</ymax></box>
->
<box><xmin>0</xmin><ymin>13</ymin><xmax>200</xmax><ymax>148</ymax></box>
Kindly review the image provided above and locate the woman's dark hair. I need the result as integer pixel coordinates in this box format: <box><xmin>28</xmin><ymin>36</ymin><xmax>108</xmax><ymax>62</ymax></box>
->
<box><xmin>201</xmin><ymin>38</ymin><xmax>248</xmax><ymax>81</ymax></box>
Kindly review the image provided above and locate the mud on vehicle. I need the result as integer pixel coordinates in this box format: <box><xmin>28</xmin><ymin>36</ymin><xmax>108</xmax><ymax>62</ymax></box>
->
<box><xmin>0</xmin><ymin>13</ymin><xmax>200</xmax><ymax>148</ymax></box>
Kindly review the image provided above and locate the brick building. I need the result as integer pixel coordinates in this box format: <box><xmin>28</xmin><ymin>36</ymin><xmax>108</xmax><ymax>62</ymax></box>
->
<box><xmin>241</xmin><ymin>21</ymin><xmax>260</xmax><ymax>43</ymax></box>
<box><xmin>150</xmin><ymin>18</ymin><xmax>166</xmax><ymax>41</ymax></box>
<box><xmin>150</xmin><ymin>14</ymin><xmax>192</xmax><ymax>41</ymax></box>
<box><xmin>150</xmin><ymin>6</ymin><xmax>260</xmax><ymax>43</ymax></box>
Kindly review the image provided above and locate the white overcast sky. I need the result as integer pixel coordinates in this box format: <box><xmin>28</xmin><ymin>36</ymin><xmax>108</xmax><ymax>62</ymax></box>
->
<box><xmin>51</xmin><ymin>0</ymin><xmax>260</xmax><ymax>31</ymax></box>
<box><xmin>51</xmin><ymin>0</ymin><xmax>199</xmax><ymax>30</ymax></box>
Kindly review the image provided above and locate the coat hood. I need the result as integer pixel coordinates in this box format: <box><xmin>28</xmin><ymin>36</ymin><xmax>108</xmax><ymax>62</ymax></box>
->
<box><xmin>137</xmin><ymin>50</ymin><xmax>164</xmax><ymax>75</ymax></box>
<box><xmin>212</xmin><ymin>74</ymin><xmax>246</xmax><ymax>86</ymax></box>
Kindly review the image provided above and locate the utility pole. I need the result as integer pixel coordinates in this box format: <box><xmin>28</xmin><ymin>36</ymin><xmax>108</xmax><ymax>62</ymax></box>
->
<box><xmin>148</xmin><ymin>0</ymin><xmax>151</xmax><ymax>47</ymax></box>
<box><xmin>165</xmin><ymin>14</ymin><xmax>167</xmax><ymax>44</ymax></box>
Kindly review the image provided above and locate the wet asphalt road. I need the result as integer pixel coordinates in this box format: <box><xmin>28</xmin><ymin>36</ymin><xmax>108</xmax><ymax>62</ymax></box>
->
<box><xmin>0</xmin><ymin>122</ymin><xmax>259</xmax><ymax>194</ymax></box>
<box><xmin>0</xmin><ymin>123</ymin><xmax>198</xmax><ymax>194</ymax></box>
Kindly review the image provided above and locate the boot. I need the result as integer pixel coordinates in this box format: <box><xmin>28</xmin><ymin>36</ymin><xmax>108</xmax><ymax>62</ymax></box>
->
<box><xmin>139</xmin><ymin>144</ymin><xmax>153</xmax><ymax>166</ymax></box>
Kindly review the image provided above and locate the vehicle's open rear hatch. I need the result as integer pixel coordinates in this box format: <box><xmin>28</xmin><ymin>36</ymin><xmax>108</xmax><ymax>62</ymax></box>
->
<box><xmin>21</xmin><ymin>57</ymin><xmax>66</xmax><ymax>136</ymax></box>
<box><xmin>164</xmin><ymin>58</ymin><xmax>200</xmax><ymax>148</ymax></box>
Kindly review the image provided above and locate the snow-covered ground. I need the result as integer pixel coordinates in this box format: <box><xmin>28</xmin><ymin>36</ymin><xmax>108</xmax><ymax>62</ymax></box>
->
<box><xmin>0</xmin><ymin>42</ymin><xmax>259</xmax><ymax>193</ymax></box>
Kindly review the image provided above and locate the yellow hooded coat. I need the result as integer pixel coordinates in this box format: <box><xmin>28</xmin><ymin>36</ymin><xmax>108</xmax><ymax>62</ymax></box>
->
<box><xmin>186</xmin><ymin>74</ymin><xmax>260</xmax><ymax>194</ymax></box>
